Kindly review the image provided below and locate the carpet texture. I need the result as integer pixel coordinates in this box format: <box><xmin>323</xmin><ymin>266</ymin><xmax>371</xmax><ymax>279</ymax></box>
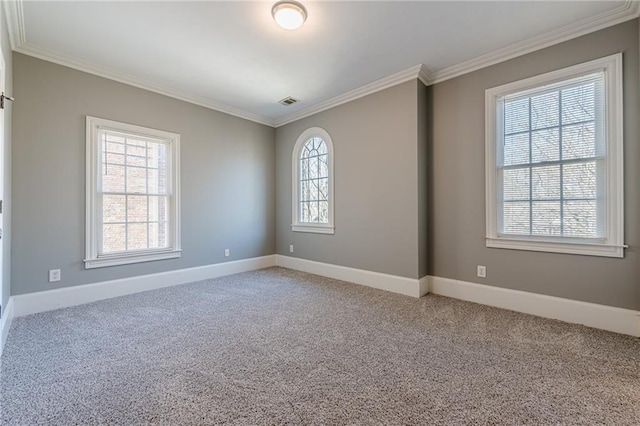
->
<box><xmin>1</xmin><ymin>267</ymin><xmax>639</xmax><ymax>425</ymax></box>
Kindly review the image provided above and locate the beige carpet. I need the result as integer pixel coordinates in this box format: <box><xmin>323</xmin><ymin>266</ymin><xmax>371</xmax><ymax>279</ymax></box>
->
<box><xmin>1</xmin><ymin>267</ymin><xmax>639</xmax><ymax>425</ymax></box>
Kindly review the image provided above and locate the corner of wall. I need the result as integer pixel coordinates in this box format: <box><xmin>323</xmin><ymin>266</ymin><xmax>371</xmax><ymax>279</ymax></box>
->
<box><xmin>1</xmin><ymin>0</ymin><xmax>13</xmax><ymax>312</ymax></box>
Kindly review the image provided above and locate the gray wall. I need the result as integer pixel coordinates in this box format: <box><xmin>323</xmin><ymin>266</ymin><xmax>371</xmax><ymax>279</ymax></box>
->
<box><xmin>428</xmin><ymin>19</ymin><xmax>640</xmax><ymax>310</ymax></box>
<box><xmin>12</xmin><ymin>53</ymin><xmax>275</xmax><ymax>295</ymax></box>
<box><xmin>1</xmin><ymin>6</ymin><xmax>13</xmax><ymax>313</ymax></box>
<box><xmin>276</xmin><ymin>80</ymin><xmax>423</xmax><ymax>280</ymax></box>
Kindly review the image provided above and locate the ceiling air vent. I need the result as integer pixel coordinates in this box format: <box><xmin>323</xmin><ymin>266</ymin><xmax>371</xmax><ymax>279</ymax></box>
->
<box><xmin>279</xmin><ymin>96</ymin><xmax>299</xmax><ymax>106</ymax></box>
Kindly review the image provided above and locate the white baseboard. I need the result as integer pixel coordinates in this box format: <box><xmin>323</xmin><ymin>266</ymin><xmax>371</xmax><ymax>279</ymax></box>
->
<box><xmin>276</xmin><ymin>255</ymin><xmax>429</xmax><ymax>298</ymax></box>
<box><xmin>429</xmin><ymin>276</ymin><xmax>640</xmax><ymax>337</ymax></box>
<box><xmin>11</xmin><ymin>255</ymin><xmax>277</xmax><ymax>318</ymax></box>
<box><xmin>0</xmin><ymin>297</ymin><xmax>14</xmax><ymax>356</ymax></box>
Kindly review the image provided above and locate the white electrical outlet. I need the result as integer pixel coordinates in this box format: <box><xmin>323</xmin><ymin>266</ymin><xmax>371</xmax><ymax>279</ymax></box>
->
<box><xmin>49</xmin><ymin>269</ymin><xmax>61</xmax><ymax>282</ymax></box>
<box><xmin>477</xmin><ymin>265</ymin><xmax>487</xmax><ymax>278</ymax></box>
<box><xmin>224</xmin><ymin>249</ymin><xmax>230</xmax><ymax>257</ymax></box>
<box><xmin>289</xmin><ymin>244</ymin><xmax>294</xmax><ymax>253</ymax></box>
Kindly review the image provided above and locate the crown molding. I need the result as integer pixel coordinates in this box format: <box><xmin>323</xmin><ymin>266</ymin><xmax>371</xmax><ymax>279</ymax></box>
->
<box><xmin>418</xmin><ymin>65</ymin><xmax>432</xmax><ymax>86</ymax></box>
<box><xmin>429</xmin><ymin>0</ymin><xmax>640</xmax><ymax>85</ymax></box>
<box><xmin>6</xmin><ymin>0</ymin><xmax>640</xmax><ymax>127</ymax></box>
<box><xmin>14</xmin><ymin>42</ymin><xmax>275</xmax><ymax>126</ymax></box>
<box><xmin>274</xmin><ymin>64</ymin><xmax>423</xmax><ymax>127</ymax></box>
<box><xmin>3</xmin><ymin>0</ymin><xmax>26</xmax><ymax>49</ymax></box>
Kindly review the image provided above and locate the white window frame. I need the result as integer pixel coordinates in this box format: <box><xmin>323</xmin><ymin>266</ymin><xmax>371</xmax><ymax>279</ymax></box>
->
<box><xmin>291</xmin><ymin>127</ymin><xmax>335</xmax><ymax>234</ymax></box>
<box><xmin>85</xmin><ymin>116</ymin><xmax>181</xmax><ymax>268</ymax></box>
<box><xmin>485</xmin><ymin>54</ymin><xmax>624</xmax><ymax>258</ymax></box>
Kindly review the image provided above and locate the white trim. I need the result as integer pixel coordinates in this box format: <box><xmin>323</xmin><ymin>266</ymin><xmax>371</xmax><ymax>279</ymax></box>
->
<box><xmin>274</xmin><ymin>65</ymin><xmax>423</xmax><ymax>127</ymax></box>
<box><xmin>429</xmin><ymin>275</ymin><xmax>640</xmax><ymax>337</ymax></box>
<box><xmin>3</xmin><ymin>0</ymin><xmax>26</xmax><ymax>50</ymax></box>
<box><xmin>11</xmin><ymin>255</ymin><xmax>277</xmax><ymax>318</ymax></box>
<box><xmin>419</xmin><ymin>275</ymin><xmax>430</xmax><ymax>297</ymax></box>
<box><xmin>418</xmin><ymin>65</ymin><xmax>432</xmax><ymax>87</ymax></box>
<box><xmin>0</xmin><ymin>297</ymin><xmax>14</xmax><ymax>356</ymax></box>
<box><xmin>291</xmin><ymin>225</ymin><xmax>335</xmax><ymax>234</ymax></box>
<box><xmin>485</xmin><ymin>54</ymin><xmax>624</xmax><ymax>258</ymax></box>
<box><xmin>84</xmin><ymin>250</ymin><xmax>182</xmax><ymax>269</ymax></box>
<box><xmin>485</xmin><ymin>238</ymin><xmax>625</xmax><ymax>258</ymax></box>
<box><xmin>430</xmin><ymin>1</ymin><xmax>640</xmax><ymax>85</ymax></box>
<box><xmin>291</xmin><ymin>127</ymin><xmax>335</xmax><ymax>234</ymax></box>
<box><xmin>276</xmin><ymin>255</ymin><xmax>429</xmax><ymax>298</ymax></box>
<box><xmin>14</xmin><ymin>42</ymin><xmax>274</xmax><ymax>127</ymax></box>
<box><xmin>85</xmin><ymin>116</ymin><xmax>182</xmax><ymax>268</ymax></box>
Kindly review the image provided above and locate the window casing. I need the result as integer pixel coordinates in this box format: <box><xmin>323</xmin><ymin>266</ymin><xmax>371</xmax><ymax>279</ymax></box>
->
<box><xmin>85</xmin><ymin>116</ymin><xmax>181</xmax><ymax>268</ymax></box>
<box><xmin>292</xmin><ymin>127</ymin><xmax>335</xmax><ymax>234</ymax></box>
<box><xmin>485</xmin><ymin>54</ymin><xmax>624</xmax><ymax>258</ymax></box>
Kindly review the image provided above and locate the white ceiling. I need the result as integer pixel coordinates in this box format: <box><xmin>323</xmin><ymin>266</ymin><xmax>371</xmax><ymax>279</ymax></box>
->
<box><xmin>6</xmin><ymin>1</ymin><xmax>637</xmax><ymax>126</ymax></box>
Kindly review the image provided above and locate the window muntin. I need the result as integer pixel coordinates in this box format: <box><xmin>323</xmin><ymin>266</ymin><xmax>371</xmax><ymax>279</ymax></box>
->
<box><xmin>291</xmin><ymin>127</ymin><xmax>334</xmax><ymax>234</ymax></box>
<box><xmin>86</xmin><ymin>117</ymin><xmax>181</xmax><ymax>268</ymax></box>
<box><xmin>485</xmin><ymin>54</ymin><xmax>624</xmax><ymax>258</ymax></box>
<box><xmin>299</xmin><ymin>137</ymin><xmax>329</xmax><ymax>224</ymax></box>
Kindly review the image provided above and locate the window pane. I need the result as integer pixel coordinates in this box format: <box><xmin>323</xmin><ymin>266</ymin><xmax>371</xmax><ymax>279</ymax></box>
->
<box><xmin>563</xmin><ymin>200</ymin><xmax>597</xmax><ymax>238</ymax></box>
<box><xmin>301</xmin><ymin>146</ymin><xmax>311</xmax><ymax>159</ymax></box>
<box><xmin>126</xmin><ymin>140</ymin><xmax>146</xmax><ymax>156</ymax></box>
<box><xmin>104</xmin><ymin>152</ymin><xmax>124</xmax><ymax>165</ymax></box>
<box><xmin>532</xmin><ymin>128</ymin><xmax>559</xmax><ymax>163</ymax></box>
<box><xmin>562</xmin><ymin>122</ymin><xmax>595</xmax><ymax>160</ymax></box>
<box><xmin>318</xmin><ymin>155</ymin><xmax>328</xmax><ymax>178</ymax></box>
<box><xmin>532</xmin><ymin>201</ymin><xmax>561</xmax><ymax>236</ymax></box>
<box><xmin>319</xmin><ymin>178</ymin><xmax>329</xmax><ymax>201</ymax></box>
<box><xmin>531</xmin><ymin>92</ymin><xmax>559</xmax><ymax>130</ymax></box>
<box><xmin>532</xmin><ymin>165</ymin><xmax>560</xmax><ymax>199</ymax></box>
<box><xmin>503</xmin><ymin>169</ymin><xmax>530</xmax><ymax>201</ymax></box>
<box><xmin>148</xmin><ymin>168</ymin><xmax>159</xmax><ymax>194</ymax></box>
<box><xmin>149</xmin><ymin>196</ymin><xmax>168</xmax><ymax>223</ymax></box>
<box><xmin>308</xmin><ymin>179</ymin><xmax>319</xmax><ymax>201</ymax></box>
<box><xmin>504</xmin><ymin>98</ymin><xmax>529</xmax><ymax>134</ymax></box>
<box><xmin>300</xmin><ymin>180</ymin><xmax>310</xmax><ymax>202</ymax></box>
<box><xmin>158</xmin><ymin>222</ymin><xmax>169</xmax><ymax>248</ymax></box>
<box><xmin>149</xmin><ymin>222</ymin><xmax>159</xmax><ymax>249</ymax></box>
<box><xmin>562</xmin><ymin>83</ymin><xmax>595</xmax><ymax>125</ymax></box>
<box><xmin>318</xmin><ymin>201</ymin><xmax>329</xmax><ymax>223</ymax></box>
<box><xmin>503</xmin><ymin>202</ymin><xmax>530</xmax><ymax>235</ymax></box>
<box><xmin>503</xmin><ymin>133</ymin><xmax>529</xmax><ymax>166</ymax></box>
<box><xmin>127</xmin><ymin>223</ymin><xmax>148</xmax><ymax>250</ymax></box>
<box><xmin>309</xmin><ymin>202</ymin><xmax>319</xmax><ymax>223</ymax></box>
<box><xmin>300</xmin><ymin>158</ymin><xmax>309</xmax><ymax>181</ymax></box>
<box><xmin>126</xmin><ymin>152</ymin><xmax>147</xmax><ymax>167</ymax></box>
<box><xmin>317</xmin><ymin>140</ymin><xmax>327</xmax><ymax>155</ymax></box>
<box><xmin>127</xmin><ymin>195</ymin><xmax>148</xmax><ymax>223</ymax></box>
<box><xmin>300</xmin><ymin>202</ymin><xmax>310</xmax><ymax>223</ymax></box>
<box><xmin>126</xmin><ymin>167</ymin><xmax>147</xmax><ymax>193</ymax></box>
<box><xmin>147</xmin><ymin>141</ymin><xmax>166</xmax><ymax>169</ymax></box>
<box><xmin>103</xmin><ymin>224</ymin><xmax>126</xmax><ymax>253</ymax></box>
<box><xmin>563</xmin><ymin>162</ymin><xmax>597</xmax><ymax>199</ymax></box>
<box><xmin>308</xmin><ymin>156</ymin><xmax>319</xmax><ymax>179</ymax></box>
<box><xmin>105</xmin><ymin>140</ymin><xmax>125</xmax><ymax>154</ymax></box>
<box><xmin>302</xmin><ymin>139</ymin><xmax>315</xmax><ymax>158</ymax></box>
<box><xmin>103</xmin><ymin>195</ymin><xmax>126</xmax><ymax>223</ymax></box>
<box><xmin>102</xmin><ymin>165</ymin><xmax>125</xmax><ymax>193</ymax></box>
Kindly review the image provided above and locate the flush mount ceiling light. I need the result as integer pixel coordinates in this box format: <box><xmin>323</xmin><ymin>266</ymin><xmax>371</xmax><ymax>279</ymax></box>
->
<box><xmin>272</xmin><ymin>1</ymin><xmax>307</xmax><ymax>30</ymax></box>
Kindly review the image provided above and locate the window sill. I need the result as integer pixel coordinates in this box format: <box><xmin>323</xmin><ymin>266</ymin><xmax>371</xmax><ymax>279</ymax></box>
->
<box><xmin>84</xmin><ymin>250</ymin><xmax>182</xmax><ymax>269</ymax></box>
<box><xmin>291</xmin><ymin>224</ymin><xmax>335</xmax><ymax>234</ymax></box>
<box><xmin>486</xmin><ymin>237</ymin><xmax>624</xmax><ymax>258</ymax></box>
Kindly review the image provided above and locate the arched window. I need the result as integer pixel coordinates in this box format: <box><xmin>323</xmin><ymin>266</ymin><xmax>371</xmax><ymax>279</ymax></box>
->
<box><xmin>292</xmin><ymin>127</ymin><xmax>334</xmax><ymax>234</ymax></box>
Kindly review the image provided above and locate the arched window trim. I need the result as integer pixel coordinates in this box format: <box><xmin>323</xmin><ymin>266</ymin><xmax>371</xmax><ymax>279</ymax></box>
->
<box><xmin>291</xmin><ymin>127</ymin><xmax>335</xmax><ymax>234</ymax></box>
